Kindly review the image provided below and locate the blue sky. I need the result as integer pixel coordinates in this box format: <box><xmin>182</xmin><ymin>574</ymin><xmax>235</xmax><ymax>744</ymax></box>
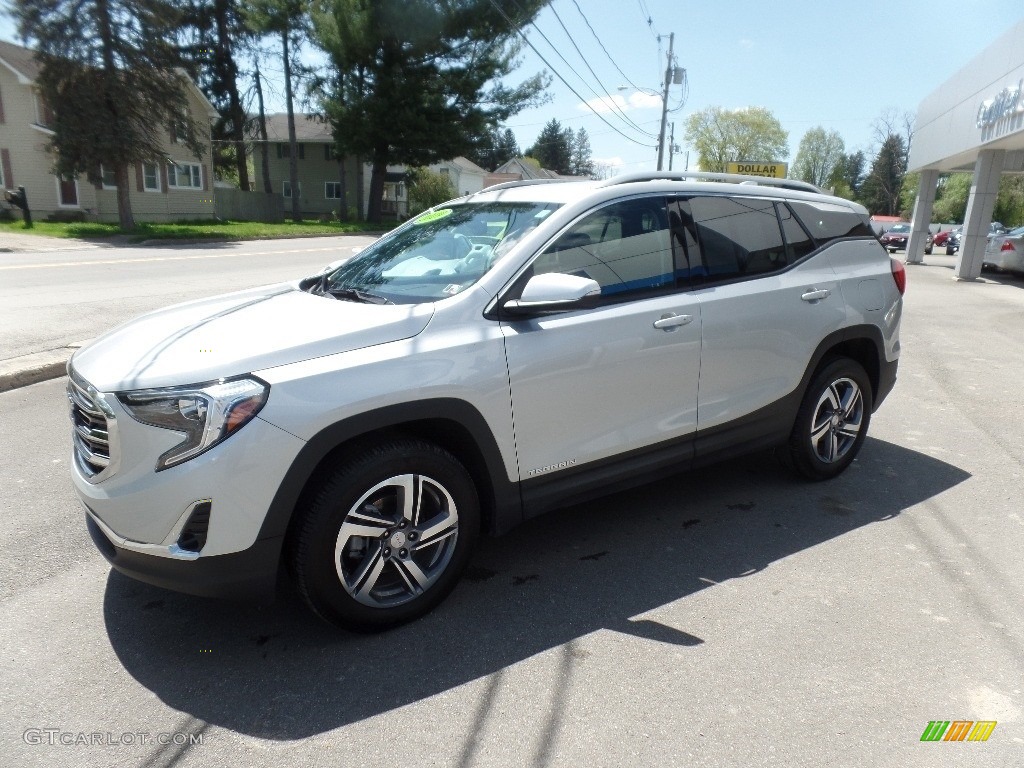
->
<box><xmin>506</xmin><ymin>0</ymin><xmax>1024</xmax><ymax>173</ymax></box>
<box><xmin>2</xmin><ymin>1</ymin><xmax>1021</xmax><ymax>175</ymax></box>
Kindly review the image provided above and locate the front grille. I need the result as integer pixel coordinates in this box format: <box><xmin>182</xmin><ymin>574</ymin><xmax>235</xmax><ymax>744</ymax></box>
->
<box><xmin>67</xmin><ymin>372</ymin><xmax>117</xmax><ymax>481</ymax></box>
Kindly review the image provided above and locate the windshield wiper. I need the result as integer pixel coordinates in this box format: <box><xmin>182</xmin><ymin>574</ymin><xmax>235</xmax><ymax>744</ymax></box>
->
<box><xmin>326</xmin><ymin>287</ymin><xmax>393</xmax><ymax>305</ymax></box>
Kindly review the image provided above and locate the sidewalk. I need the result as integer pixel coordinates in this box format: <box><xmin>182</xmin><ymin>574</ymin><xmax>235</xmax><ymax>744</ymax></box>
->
<box><xmin>0</xmin><ymin>230</ymin><xmax>103</xmax><ymax>253</ymax></box>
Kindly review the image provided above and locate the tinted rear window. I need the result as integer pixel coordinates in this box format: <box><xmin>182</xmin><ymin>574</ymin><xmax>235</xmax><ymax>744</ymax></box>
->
<box><xmin>789</xmin><ymin>201</ymin><xmax>874</xmax><ymax>245</ymax></box>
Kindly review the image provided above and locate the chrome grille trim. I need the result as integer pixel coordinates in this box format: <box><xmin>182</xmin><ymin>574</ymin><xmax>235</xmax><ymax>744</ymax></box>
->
<box><xmin>67</xmin><ymin>367</ymin><xmax>121</xmax><ymax>483</ymax></box>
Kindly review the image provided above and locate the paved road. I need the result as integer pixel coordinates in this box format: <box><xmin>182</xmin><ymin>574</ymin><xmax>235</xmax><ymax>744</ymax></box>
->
<box><xmin>2</xmin><ymin>254</ymin><xmax>1023</xmax><ymax>766</ymax></box>
<box><xmin>0</xmin><ymin>236</ymin><xmax>377</xmax><ymax>361</ymax></box>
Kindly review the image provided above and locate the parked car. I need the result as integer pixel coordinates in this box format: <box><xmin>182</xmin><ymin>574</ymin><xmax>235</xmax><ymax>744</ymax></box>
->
<box><xmin>946</xmin><ymin>222</ymin><xmax>1009</xmax><ymax>255</ymax></box>
<box><xmin>982</xmin><ymin>225</ymin><xmax>1024</xmax><ymax>273</ymax></box>
<box><xmin>67</xmin><ymin>171</ymin><xmax>903</xmax><ymax>631</ymax></box>
<box><xmin>933</xmin><ymin>228</ymin><xmax>959</xmax><ymax>248</ymax></box>
<box><xmin>879</xmin><ymin>222</ymin><xmax>932</xmax><ymax>254</ymax></box>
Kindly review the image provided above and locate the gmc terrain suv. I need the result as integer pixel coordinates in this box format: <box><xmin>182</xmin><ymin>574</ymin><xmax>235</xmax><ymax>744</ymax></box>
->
<box><xmin>68</xmin><ymin>172</ymin><xmax>904</xmax><ymax>631</ymax></box>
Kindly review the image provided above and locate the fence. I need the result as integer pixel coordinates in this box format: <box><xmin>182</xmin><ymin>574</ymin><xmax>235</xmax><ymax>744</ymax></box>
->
<box><xmin>214</xmin><ymin>189</ymin><xmax>285</xmax><ymax>223</ymax></box>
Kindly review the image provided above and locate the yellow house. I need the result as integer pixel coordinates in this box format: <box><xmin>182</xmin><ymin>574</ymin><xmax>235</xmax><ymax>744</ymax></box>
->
<box><xmin>0</xmin><ymin>39</ymin><xmax>219</xmax><ymax>223</ymax></box>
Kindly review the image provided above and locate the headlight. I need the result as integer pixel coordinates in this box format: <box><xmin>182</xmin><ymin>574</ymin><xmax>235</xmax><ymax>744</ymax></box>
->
<box><xmin>118</xmin><ymin>377</ymin><xmax>269</xmax><ymax>471</ymax></box>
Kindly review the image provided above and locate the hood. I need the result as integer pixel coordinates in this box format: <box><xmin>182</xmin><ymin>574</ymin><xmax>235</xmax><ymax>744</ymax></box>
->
<box><xmin>71</xmin><ymin>283</ymin><xmax>434</xmax><ymax>392</ymax></box>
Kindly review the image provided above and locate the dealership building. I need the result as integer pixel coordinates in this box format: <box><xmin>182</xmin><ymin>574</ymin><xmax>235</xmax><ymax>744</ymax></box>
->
<box><xmin>905</xmin><ymin>19</ymin><xmax>1024</xmax><ymax>279</ymax></box>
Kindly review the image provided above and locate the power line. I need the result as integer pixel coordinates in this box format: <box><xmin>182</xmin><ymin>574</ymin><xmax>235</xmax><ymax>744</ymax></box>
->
<box><xmin>506</xmin><ymin>0</ymin><xmax>655</xmax><ymax>144</ymax></box>
<box><xmin>566</xmin><ymin>0</ymin><xmax>652</xmax><ymax>105</ymax></box>
<box><xmin>636</xmin><ymin>0</ymin><xmax>660</xmax><ymax>39</ymax></box>
<box><xmin>547</xmin><ymin>3</ymin><xmax>654</xmax><ymax>138</ymax></box>
<box><xmin>486</xmin><ymin>0</ymin><xmax>656</xmax><ymax>148</ymax></box>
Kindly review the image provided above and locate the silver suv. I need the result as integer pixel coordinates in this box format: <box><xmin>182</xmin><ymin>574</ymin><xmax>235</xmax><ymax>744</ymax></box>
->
<box><xmin>67</xmin><ymin>172</ymin><xmax>904</xmax><ymax>631</ymax></box>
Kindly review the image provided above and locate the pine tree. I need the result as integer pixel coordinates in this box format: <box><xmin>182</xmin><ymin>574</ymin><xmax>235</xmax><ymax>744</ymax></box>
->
<box><xmin>526</xmin><ymin>119</ymin><xmax>573</xmax><ymax>174</ymax></box>
<box><xmin>571</xmin><ymin>127</ymin><xmax>594</xmax><ymax>177</ymax></box>
<box><xmin>14</xmin><ymin>0</ymin><xmax>204</xmax><ymax>229</ymax></box>
<box><xmin>246</xmin><ymin>0</ymin><xmax>309</xmax><ymax>221</ymax></box>
<box><xmin>312</xmin><ymin>0</ymin><xmax>548</xmax><ymax>223</ymax></box>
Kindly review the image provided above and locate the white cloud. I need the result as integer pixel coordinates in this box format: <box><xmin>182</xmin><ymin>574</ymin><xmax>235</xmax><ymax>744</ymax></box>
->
<box><xmin>577</xmin><ymin>91</ymin><xmax>662</xmax><ymax>115</ymax></box>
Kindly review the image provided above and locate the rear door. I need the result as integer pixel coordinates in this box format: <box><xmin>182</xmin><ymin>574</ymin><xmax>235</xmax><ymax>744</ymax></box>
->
<box><xmin>499</xmin><ymin>196</ymin><xmax>702</xmax><ymax>478</ymax></box>
<box><xmin>683</xmin><ymin>195</ymin><xmax>847</xmax><ymax>431</ymax></box>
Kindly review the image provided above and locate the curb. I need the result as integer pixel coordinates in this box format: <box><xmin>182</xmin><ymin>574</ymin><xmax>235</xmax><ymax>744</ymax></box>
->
<box><xmin>0</xmin><ymin>345</ymin><xmax>82</xmax><ymax>393</ymax></box>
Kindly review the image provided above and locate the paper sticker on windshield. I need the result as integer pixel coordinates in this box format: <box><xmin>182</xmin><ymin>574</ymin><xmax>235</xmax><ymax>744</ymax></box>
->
<box><xmin>442</xmin><ymin>284</ymin><xmax>463</xmax><ymax>296</ymax></box>
<box><xmin>414</xmin><ymin>209</ymin><xmax>453</xmax><ymax>225</ymax></box>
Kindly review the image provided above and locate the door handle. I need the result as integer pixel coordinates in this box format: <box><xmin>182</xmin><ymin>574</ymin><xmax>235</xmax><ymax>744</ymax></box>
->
<box><xmin>653</xmin><ymin>313</ymin><xmax>694</xmax><ymax>330</ymax></box>
<box><xmin>801</xmin><ymin>288</ymin><xmax>831</xmax><ymax>302</ymax></box>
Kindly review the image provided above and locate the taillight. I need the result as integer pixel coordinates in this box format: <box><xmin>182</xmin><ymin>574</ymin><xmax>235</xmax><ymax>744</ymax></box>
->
<box><xmin>890</xmin><ymin>256</ymin><xmax>906</xmax><ymax>295</ymax></box>
<box><xmin>1001</xmin><ymin>241</ymin><xmax>1016</xmax><ymax>252</ymax></box>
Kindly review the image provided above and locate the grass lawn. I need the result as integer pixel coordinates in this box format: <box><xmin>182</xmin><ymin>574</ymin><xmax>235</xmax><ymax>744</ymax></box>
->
<box><xmin>0</xmin><ymin>217</ymin><xmax>390</xmax><ymax>242</ymax></box>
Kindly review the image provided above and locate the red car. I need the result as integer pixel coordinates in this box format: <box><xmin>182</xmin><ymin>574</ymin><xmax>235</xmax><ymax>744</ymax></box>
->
<box><xmin>933</xmin><ymin>227</ymin><xmax>960</xmax><ymax>247</ymax></box>
<box><xmin>879</xmin><ymin>222</ymin><xmax>933</xmax><ymax>254</ymax></box>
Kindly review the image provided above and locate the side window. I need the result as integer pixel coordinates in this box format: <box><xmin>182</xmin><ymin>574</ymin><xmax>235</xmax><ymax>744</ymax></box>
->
<box><xmin>689</xmin><ymin>196</ymin><xmax>787</xmax><ymax>281</ymax></box>
<box><xmin>778</xmin><ymin>203</ymin><xmax>817</xmax><ymax>261</ymax></box>
<box><xmin>788</xmin><ymin>200</ymin><xmax>874</xmax><ymax>245</ymax></box>
<box><xmin>533</xmin><ymin>198</ymin><xmax>673</xmax><ymax>299</ymax></box>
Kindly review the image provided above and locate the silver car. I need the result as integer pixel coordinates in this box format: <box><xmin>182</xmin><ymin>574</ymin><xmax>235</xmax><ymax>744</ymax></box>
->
<box><xmin>983</xmin><ymin>225</ymin><xmax>1024</xmax><ymax>273</ymax></box>
<box><xmin>67</xmin><ymin>171</ymin><xmax>903</xmax><ymax>631</ymax></box>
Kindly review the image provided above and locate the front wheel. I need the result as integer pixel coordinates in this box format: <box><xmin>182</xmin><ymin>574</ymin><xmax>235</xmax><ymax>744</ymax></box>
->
<box><xmin>785</xmin><ymin>358</ymin><xmax>873</xmax><ymax>480</ymax></box>
<box><xmin>289</xmin><ymin>439</ymin><xmax>480</xmax><ymax>631</ymax></box>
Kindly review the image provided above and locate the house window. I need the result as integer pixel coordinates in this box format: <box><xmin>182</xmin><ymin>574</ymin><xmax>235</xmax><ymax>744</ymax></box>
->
<box><xmin>167</xmin><ymin>162</ymin><xmax>202</xmax><ymax>189</ymax></box>
<box><xmin>439</xmin><ymin>168</ymin><xmax>449</xmax><ymax>177</ymax></box>
<box><xmin>36</xmin><ymin>94</ymin><xmax>55</xmax><ymax>127</ymax></box>
<box><xmin>324</xmin><ymin>144</ymin><xmax>338</xmax><ymax>161</ymax></box>
<box><xmin>283</xmin><ymin>181</ymin><xmax>301</xmax><ymax>198</ymax></box>
<box><xmin>325</xmin><ymin>181</ymin><xmax>341</xmax><ymax>199</ymax></box>
<box><xmin>170</xmin><ymin>114</ymin><xmax>189</xmax><ymax>144</ymax></box>
<box><xmin>276</xmin><ymin>143</ymin><xmax>305</xmax><ymax>160</ymax></box>
<box><xmin>143</xmin><ymin>162</ymin><xmax>160</xmax><ymax>191</ymax></box>
<box><xmin>57</xmin><ymin>175</ymin><xmax>79</xmax><ymax>207</ymax></box>
<box><xmin>100</xmin><ymin>164</ymin><xmax>117</xmax><ymax>189</ymax></box>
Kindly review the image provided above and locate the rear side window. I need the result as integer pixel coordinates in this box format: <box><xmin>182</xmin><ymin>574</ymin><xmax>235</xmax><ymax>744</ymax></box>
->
<box><xmin>688</xmin><ymin>196</ymin><xmax>787</xmax><ymax>281</ymax></box>
<box><xmin>789</xmin><ymin>200</ymin><xmax>874</xmax><ymax>245</ymax></box>
<box><xmin>533</xmin><ymin>198</ymin><xmax>674</xmax><ymax>299</ymax></box>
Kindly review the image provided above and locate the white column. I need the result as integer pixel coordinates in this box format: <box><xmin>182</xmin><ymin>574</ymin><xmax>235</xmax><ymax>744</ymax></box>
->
<box><xmin>954</xmin><ymin>149</ymin><xmax>1005</xmax><ymax>281</ymax></box>
<box><xmin>905</xmin><ymin>169</ymin><xmax>939</xmax><ymax>265</ymax></box>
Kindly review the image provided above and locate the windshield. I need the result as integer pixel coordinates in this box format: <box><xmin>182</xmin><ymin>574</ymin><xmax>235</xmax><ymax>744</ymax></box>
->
<box><xmin>319</xmin><ymin>202</ymin><xmax>560</xmax><ymax>304</ymax></box>
<box><xmin>888</xmin><ymin>224</ymin><xmax>911</xmax><ymax>233</ymax></box>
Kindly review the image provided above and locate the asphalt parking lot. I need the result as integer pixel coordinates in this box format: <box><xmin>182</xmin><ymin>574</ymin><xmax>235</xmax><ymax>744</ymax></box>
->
<box><xmin>2</xmin><ymin>249</ymin><xmax>1023</xmax><ymax>767</ymax></box>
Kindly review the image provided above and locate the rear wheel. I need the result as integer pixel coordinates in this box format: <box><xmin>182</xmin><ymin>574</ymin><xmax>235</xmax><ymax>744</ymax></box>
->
<box><xmin>289</xmin><ymin>439</ymin><xmax>479</xmax><ymax>631</ymax></box>
<box><xmin>786</xmin><ymin>358</ymin><xmax>873</xmax><ymax>480</ymax></box>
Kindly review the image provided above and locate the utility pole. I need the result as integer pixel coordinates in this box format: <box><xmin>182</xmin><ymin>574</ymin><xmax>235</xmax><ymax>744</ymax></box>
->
<box><xmin>668</xmin><ymin>122</ymin><xmax>676</xmax><ymax>171</ymax></box>
<box><xmin>656</xmin><ymin>32</ymin><xmax>674</xmax><ymax>171</ymax></box>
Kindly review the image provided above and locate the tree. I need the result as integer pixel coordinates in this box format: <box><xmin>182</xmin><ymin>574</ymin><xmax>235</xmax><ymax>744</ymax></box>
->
<box><xmin>246</xmin><ymin>0</ymin><xmax>309</xmax><ymax>221</ymax></box>
<box><xmin>932</xmin><ymin>173</ymin><xmax>970</xmax><ymax>224</ymax></box>
<box><xmin>14</xmin><ymin>0</ymin><xmax>204</xmax><ymax>229</ymax></box>
<box><xmin>833</xmin><ymin>150</ymin><xmax>866</xmax><ymax>196</ymax></box>
<box><xmin>684</xmin><ymin>106</ymin><xmax>788</xmax><ymax>172</ymax></box>
<box><xmin>570</xmin><ymin>127</ymin><xmax>594</xmax><ymax>177</ymax></box>
<box><xmin>995</xmin><ymin>175</ymin><xmax>1024</xmax><ymax>227</ymax></box>
<box><xmin>524</xmin><ymin>118</ymin><xmax>573</xmax><ymax>174</ymax></box>
<box><xmin>791</xmin><ymin>126</ymin><xmax>844</xmax><ymax>188</ymax></box>
<box><xmin>312</xmin><ymin>0</ymin><xmax>549</xmax><ymax>224</ymax></box>
<box><xmin>406</xmin><ymin>168</ymin><xmax>456</xmax><ymax>215</ymax></box>
<box><xmin>466</xmin><ymin>126</ymin><xmax>520</xmax><ymax>172</ymax></box>
<box><xmin>859</xmin><ymin>133</ymin><xmax>907</xmax><ymax>216</ymax></box>
<box><xmin>185</xmin><ymin>0</ymin><xmax>253</xmax><ymax>190</ymax></box>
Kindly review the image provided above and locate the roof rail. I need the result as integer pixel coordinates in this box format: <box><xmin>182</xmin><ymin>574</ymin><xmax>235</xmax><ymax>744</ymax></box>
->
<box><xmin>477</xmin><ymin>178</ymin><xmax>574</xmax><ymax>193</ymax></box>
<box><xmin>597</xmin><ymin>171</ymin><xmax>822</xmax><ymax>194</ymax></box>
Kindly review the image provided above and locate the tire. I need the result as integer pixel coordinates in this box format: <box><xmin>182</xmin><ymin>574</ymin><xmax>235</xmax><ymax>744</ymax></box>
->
<box><xmin>946</xmin><ymin>245</ymin><xmax>955</xmax><ymax>256</ymax></box>
<box><xmin>289</xmin><ymin>439</ymin><xmax>480</xmax><ymax>631</ymax></box>
<box><xmin>925</xmin><ymin>244</ymin><xmax>933</xmax><ymax>255</ymax></box>
<box><xmin>785</xmin><ymin>358</ymin><xmax>873</xmax><ymax>480</ymax></box>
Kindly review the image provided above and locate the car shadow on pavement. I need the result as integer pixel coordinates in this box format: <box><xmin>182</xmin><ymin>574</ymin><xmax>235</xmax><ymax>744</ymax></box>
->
<box><xmin>102</xmin><ymin>437</ymin><xmax>969</xmax><ymax>740</ymax></box>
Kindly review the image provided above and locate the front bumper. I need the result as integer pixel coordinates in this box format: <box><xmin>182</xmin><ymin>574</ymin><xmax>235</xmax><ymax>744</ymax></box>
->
<box><xmin>87</xmin><ymin>512</ymin><xmax>282</xmax><ymax>601</ymax></box>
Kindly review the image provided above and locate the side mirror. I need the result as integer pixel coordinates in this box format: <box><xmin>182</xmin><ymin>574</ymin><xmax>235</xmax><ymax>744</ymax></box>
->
<box><xmin>502</xmin><ymin>273</ymin><xmax>601</xmax><ymax>316</ymax></box>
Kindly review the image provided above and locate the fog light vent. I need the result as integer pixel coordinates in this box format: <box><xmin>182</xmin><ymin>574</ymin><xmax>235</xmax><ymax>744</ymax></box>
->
<box><xmin>177</xmin><ymin>501</ymin><xmax>212</xmax><ymax>553</ymax></box>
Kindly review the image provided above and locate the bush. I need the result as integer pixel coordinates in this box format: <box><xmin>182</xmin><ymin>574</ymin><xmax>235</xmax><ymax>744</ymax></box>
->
<box><xmin>407</xmin><ymin>168</ymin><xmax>456</xmax><ymax>215</ymax></box>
